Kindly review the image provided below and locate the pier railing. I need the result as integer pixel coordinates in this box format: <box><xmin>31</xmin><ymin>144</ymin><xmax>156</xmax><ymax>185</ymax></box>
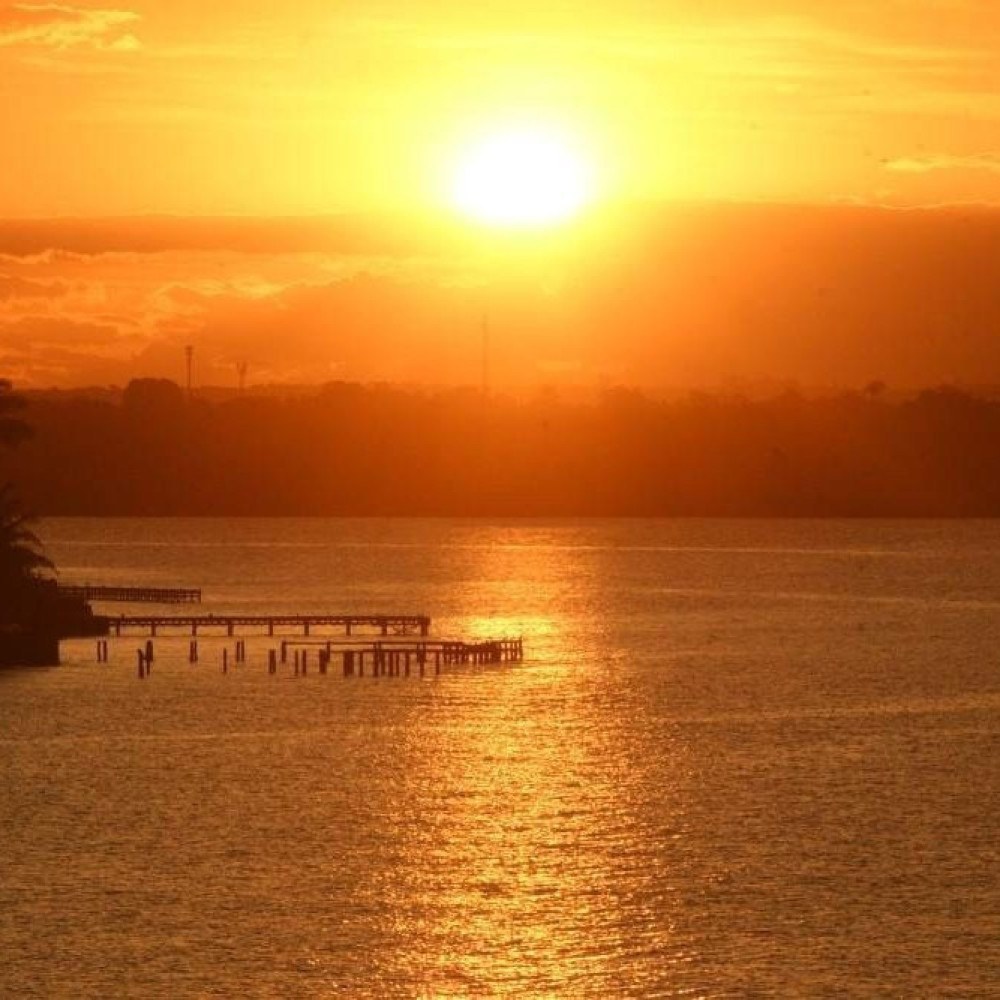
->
<box><xmin>60</xmin><ymin>585</ymin><xmax>202</xmax><ymax>604</ymax></box>
<box><xmin>104</xmin><ymin>613</ymin><xmax>431</xmax><ymax>637</ymax></box>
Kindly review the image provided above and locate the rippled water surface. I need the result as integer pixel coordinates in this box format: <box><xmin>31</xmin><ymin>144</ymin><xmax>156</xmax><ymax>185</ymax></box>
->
<box><xmin>2</xmin><ymin>519</ymin><xmax>999</xmax><ymax>997</ymax></box>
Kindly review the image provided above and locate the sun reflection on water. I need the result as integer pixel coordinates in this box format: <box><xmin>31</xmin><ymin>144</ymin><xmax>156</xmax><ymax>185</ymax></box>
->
<box><xmin>367</xmin><ymin>535</ymin><xmax>698</xmax><ymax>996</ymax></box>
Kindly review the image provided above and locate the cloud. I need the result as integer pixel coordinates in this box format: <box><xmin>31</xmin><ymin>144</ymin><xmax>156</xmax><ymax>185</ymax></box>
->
<box><xmin>0</xmin><ymin>273</ymin><xmax>67</xmax><ymax>300</ymax></box>
<box><xmin>0</xmin><ymin>315</ymin><xmax>122</xmax><ymax>348</ymax></box>
<box><xmin>0</xmin><ymin>215</ymin><xmax>443</xmax><ymax>258</ymax></box>
<box><xmin>885</xmin><ymin>154</ymin><xmax>1000</xmax><ymax>175</ymax></box>
<box><xmin>0</xmin><ymin>3</ymin><xmax>140</xmax><ymax>50</ymax></box>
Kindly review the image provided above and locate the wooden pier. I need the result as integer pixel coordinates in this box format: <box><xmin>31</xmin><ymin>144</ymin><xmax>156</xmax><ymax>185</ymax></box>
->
<box><xmin>104</xmin><ymin>613</ymin><xmax>431</xmax><ymax>638</ymax></box>
<box><xmin>90</xmin><ymin>610</ymin><xmax>525</xmax><ymax>679</ymax></box>
<box><xmin>60</xmin><ymin>585</ymin><xmax>202</xmax><ymax>604</ymax></box>
<box><xmin>279</xmin><ymin>636</ymin><xmax>524</xmax><ymax>676</ymax></box>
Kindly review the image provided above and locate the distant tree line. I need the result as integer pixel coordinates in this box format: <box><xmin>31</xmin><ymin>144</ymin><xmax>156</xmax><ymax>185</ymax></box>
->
<box><xmin>6</xmin><ymin>378</ymin><xmax>1000</xmax><ymax>517</ymax></box>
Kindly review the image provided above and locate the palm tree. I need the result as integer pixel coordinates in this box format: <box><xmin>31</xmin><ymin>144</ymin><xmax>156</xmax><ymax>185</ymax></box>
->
<box><xmin>0</xmin><ymin>381</ymin><xmax>55</xmax><ymax>630</ymax></box>
<box><xmin>0</xmin><ymin>484</ymin><xmax>55</xmax><ymax>627</ymax></box>
<box><xmin>0</xmin><ymin>483</ymin><xmax>54</xmax><ymax>576</ymax></box>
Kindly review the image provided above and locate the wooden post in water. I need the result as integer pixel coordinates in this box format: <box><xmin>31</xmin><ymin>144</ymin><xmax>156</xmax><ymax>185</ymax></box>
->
<box><xmin>189</xmin><ymin>639</ymin><xmax>198</xmax><ymax>663</ymax></box>
<box><xmin>281</xmin><ymin>641</ymin><xmax>288</xmax><ymax>665</ymax></box>
<box><xmin>222</xmin><ymin>648</ymin><xmax>228</xmax><ymax>674</ymax></box>
<box><xmin>268</xmin><ymin>649</ymin><xmax>277</xmax><ymax>675</ymax></box>
<box><xmin>145</xmin><ymin>639</ymin><xmax>154</xmax><ymax>664</ymax></box>
<box><xmin>137</xmin><ymin>649</ymin><xmax>146</xmax><ymax>679</ymax></box>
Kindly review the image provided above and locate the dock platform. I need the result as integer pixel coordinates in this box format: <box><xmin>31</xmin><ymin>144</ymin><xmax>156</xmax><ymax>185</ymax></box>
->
<box><xmin>104</xmin><ymin>613</ymin><xmax>431</xmax><ymax>638</ymax></box>
<box><xmin>61</xmin><ymin>585</ymin><xmax>202</xmax><ymax>604</ymax></box>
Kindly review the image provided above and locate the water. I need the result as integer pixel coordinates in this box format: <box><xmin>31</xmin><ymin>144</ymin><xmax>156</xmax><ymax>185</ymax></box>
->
<box><xmin>2</xmin><ymin>518</ymin><xmax>998</xmax><ymax>997</ymax></box>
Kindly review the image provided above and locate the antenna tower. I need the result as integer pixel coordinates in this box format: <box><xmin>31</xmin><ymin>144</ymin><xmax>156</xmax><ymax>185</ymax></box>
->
<box><xmin>481</xmin><ymin>314</ymin><xmax>491</xmax><ymax>397</ymax></box>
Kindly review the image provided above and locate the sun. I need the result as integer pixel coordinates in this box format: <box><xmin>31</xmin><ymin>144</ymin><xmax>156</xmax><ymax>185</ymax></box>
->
<box><xmin>450</xmin><ymin>127</ymin><xmax>595</xmax><ymax>229</ymax></box>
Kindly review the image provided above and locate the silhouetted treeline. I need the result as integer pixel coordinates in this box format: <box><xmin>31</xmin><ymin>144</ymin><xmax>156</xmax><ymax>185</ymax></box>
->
<box><xmin>5</xmin><ymin>379</ymin><xmax>1000</xmax><ymax>516</ymax></box>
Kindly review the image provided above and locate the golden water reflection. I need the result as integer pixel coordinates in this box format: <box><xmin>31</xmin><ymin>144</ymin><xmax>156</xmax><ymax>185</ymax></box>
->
<box><xmin>373</xmin><ymin>539</ymin><xmax>696</xmax><ymax>996</ymax></box>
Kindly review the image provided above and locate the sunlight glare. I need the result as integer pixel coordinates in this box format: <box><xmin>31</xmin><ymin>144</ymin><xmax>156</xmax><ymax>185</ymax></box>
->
<box><xmin>450</xmin><ymin>127</ymin><xmax>595</xmax><ymax>229</ymax></box>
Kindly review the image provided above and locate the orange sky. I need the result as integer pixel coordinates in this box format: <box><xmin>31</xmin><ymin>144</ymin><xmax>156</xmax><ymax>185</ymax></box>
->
<box><xmin>0</xmin><ymin>2</ymin><xmax>998</xmax><ymax>389</ymax></box>
<box><xmin>1</xmin><ymin>1</ymin><xmax>998</xmax><ymax>215</ymax></box>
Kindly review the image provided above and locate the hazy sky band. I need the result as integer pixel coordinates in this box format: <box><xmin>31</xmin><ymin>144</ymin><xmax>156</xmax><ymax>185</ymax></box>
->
<box><xmin>1</xmin><ymin>204</ymin><xmax>998</xmax><ymax>390</ymax></box>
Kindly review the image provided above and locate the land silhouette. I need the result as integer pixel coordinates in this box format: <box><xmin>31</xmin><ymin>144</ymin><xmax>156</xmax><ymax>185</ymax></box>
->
<box><xmin>5</xmin><ymin>378</ymin><xmax>1000</xmax><ymax>517</ymax></box>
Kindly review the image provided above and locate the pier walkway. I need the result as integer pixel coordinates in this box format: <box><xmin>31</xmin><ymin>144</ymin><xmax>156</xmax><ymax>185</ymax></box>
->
<box><xmin>61</xmin><ymin>585</ymin><xmax>202</xmax><ymax>604</ymax></box>
<box><xmin>106</xmin><ymin>613</ymin><xmax>431</xmax><ymax>638</ymax></box>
